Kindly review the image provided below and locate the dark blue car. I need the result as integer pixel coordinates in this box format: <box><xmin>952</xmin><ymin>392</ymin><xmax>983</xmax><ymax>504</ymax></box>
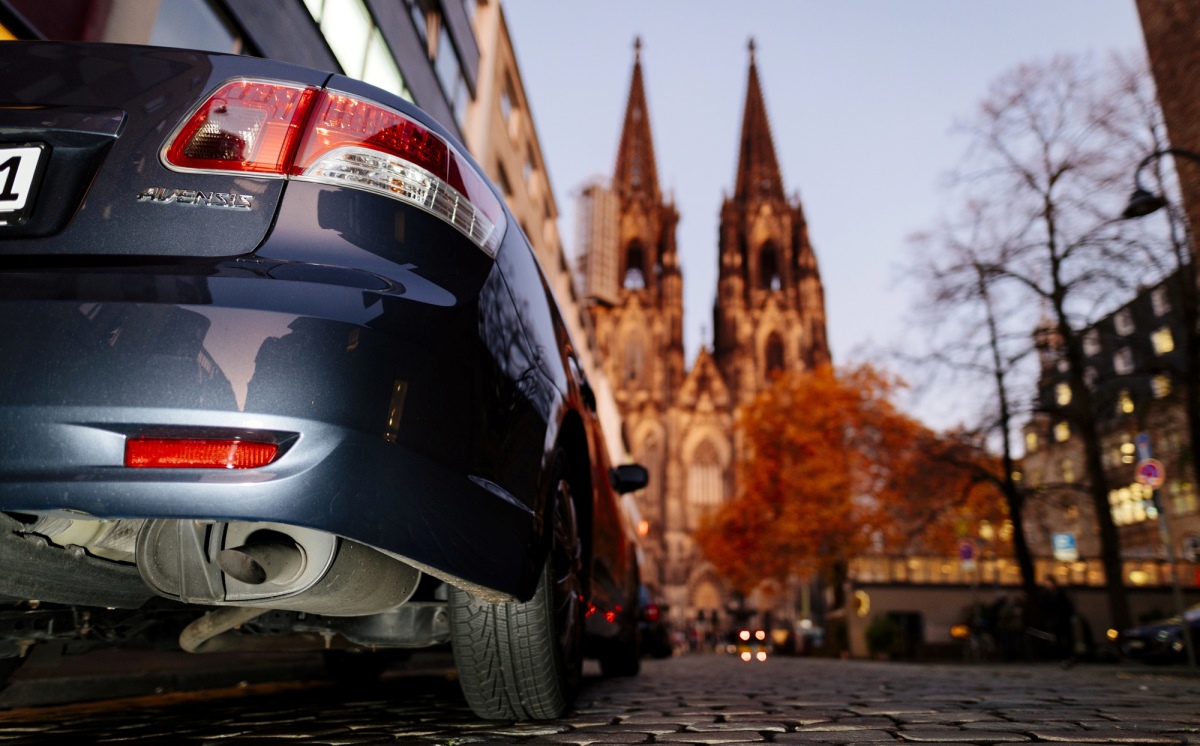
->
<box><xmin>0</xmin><ymin>41</ymin><xmax>645</xmax><ymax>719</ymax></box>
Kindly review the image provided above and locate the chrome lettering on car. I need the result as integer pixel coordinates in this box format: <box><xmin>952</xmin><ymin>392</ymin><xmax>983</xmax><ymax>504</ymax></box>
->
<box><xmin>136</xmin><ymin>187</ymin><xmax>253</xmax><ymax>210</ymax></box>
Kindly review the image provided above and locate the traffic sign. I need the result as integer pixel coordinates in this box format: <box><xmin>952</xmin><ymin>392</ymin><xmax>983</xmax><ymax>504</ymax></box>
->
<box><xmin>1052</xmin><ymin>532</ymin><xmax>1078</xmax><ymax>562</ymax></box>
<box><xmin>1135</xmin><ymin>432</ymin><xmax>1153</xmax><ymax>461</ymax></box>
<box><xmin>1135</xmin><ymin>458</ymin><xmax>1165</xmax><ymax>489</ymax></box>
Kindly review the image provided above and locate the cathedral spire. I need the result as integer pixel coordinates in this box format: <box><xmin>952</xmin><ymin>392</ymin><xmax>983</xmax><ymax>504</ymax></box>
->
<box><xmin>613</xmin><ymin>36</ymin><xmax>660</xmax><ymax>202</ymax></box>
<box><xmin>734</xmin><ymin>38</ymin><xmax>785</xmax><ymax>201</ymax></box>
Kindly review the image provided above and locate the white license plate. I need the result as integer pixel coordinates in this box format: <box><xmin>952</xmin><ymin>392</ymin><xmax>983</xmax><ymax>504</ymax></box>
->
<box><xmin>0</xmin><ymin>144</ymin><xmax>47</xmax><ymax>225</ymax></box>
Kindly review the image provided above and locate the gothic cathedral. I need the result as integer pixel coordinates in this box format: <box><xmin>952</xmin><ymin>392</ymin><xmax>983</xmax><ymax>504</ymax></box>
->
<box><xmin>581</xmin><ymin>41</ymin><xmax>830</xmax><ymax>634</ymax></box>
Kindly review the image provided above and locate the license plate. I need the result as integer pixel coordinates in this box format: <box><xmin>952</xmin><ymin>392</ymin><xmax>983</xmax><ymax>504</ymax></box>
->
<box><xmin>0</xmin><ymin>144</ymin><xmax>47</xmax><ymax>226</ymax></box>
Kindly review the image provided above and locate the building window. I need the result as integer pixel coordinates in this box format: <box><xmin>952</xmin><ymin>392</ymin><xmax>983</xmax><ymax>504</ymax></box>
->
<box><xmin>1110</xmin><ymin>483</ymin><xmax>1153</xmax><ymax>526</ymax></box>
<box><xmin>1061</xmin><ymin>459</ymin><xmax>1075</xmax><ymax>484</ymax></box>
<box><xmin>1084</xmin><ymin>367</ymin><xmax>1098</xmax><ymax>389</ymax></box>
<box><xmin>1083</xmin><ymin>329</ymin><xmax>1101</xmax><ymax>356</ymax></box>
<box><xmin>523</xmin><ymin>147</ymin><xmax>535</xmax><ymax>183</ymax></box>
<box><xmin>500</xmin><ymin>75</ymin><xmax>515</xmax><ymax>122</ymax></box>
<box><xmin>1055</xmin><ymin>382</ymin><xmax>1072</xmax><ymax>407</ymax></box>
<box><xmin>623</xmin><ymin>243</ymin><xmax>646</xmax><ymax>290</ymax></box>
<box><xmin>306</xmin><ymin>0</ymin><xmax>411</xmax><ymax>100</ymax></box>
<box><xmin>1117</xmin><ymin>389</ymin><xmax>1135</xmax><ymax>415</ymax></box>
<box><xmin>764</xmin><ymin>332</ymin><xmax>785</xmax><ymax>378</ymax></box>
<box><xmin>1113</xmin><ymin>347</ymin><xmax>1134</xmax><ymax>375</ymax></box>
<box><xmin>1151</xmin><ymin>327</ymin><xmax>1175</xmax><ymax>355</ymax></box>
<box><xmin>1114</xmin><ymin>309</ymin><xmax>1135</xmax><ymax>336</ymax></box>
<box><xmin>1119</xmin><ymin>437</ymin><xmax>1136</xmax><ymax>464</ymax></box>
<box><xmin>1152</xmin><ymin>374</ymin><xmax>1172</xmax><ymax>399</ymax></box>
<box><xmin>759</xmin><ymin>244</ymin><xmax>781</xmax><ymax>291</ymax></box>
<box><xmin>1171</xmin><ymin>481</ymin><xmax>1198</xmax><ymax>515</ymax></box>
<box><xmin>687</xmin><ymin>442</ymin><xmax>722</xmax><ymax>508</ymax></box>
<box><xmin>1152</xmin><ymin>286</ymin><xmax>1171</xmax><ymax>316</ymax></box>
<box><xmin>1054</xmin><ymin>421</ymin><xmax>1070</xmax><ymax>442</ymax></box>
<box><xmin>148</xmin><ymin>0</ymin><xmax>242</xmax><ymax>54</ymax></box>
<box><xmin>435</xmin><ymin>24</ymin><xmax>469</xmax><ymax>121</ymax></box>
<box><xmin>1025</xmin><ymin>431</ymin><xmax>1038</xmax><ymax>453</ymax></box>
<box><xmin>624</xmin><ymin>331</ymin><xmax>645</xmax><ymax>385</ymax></box>
<box><xmin>495</xmin><ymin>162</ymin><xmax>512</xmax><ymax>197</ymax></box>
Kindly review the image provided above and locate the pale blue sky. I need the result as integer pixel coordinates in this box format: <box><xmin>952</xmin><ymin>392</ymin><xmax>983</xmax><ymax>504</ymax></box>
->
<box><xmin>503</xmin><ymin>1</ymin><xmax>1146</xmax><ymax>422</ymax></box>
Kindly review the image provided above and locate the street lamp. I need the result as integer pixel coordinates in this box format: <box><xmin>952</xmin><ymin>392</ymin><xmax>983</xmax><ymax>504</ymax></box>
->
<box><xmin>1120</xmin><ymin>148</ymin><xmax>1200</xmax><ymax>219</ymax></box>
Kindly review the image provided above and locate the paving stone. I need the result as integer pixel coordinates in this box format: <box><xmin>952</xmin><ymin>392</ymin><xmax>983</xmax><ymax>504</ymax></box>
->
<box><xmin>684</xmin><ymin>721</ymin><xmax>788</xmax><ymax>732</ymax></box>
<box><xmin>654</xmin><ymin>732</ymin><xmax>766</xmax><ymax>744</ymax></box>
<box><xmin>896</xmin><ymin>730</ymin><xmax>1031</xmax><ymax>743</ymax></box>
<box><xmin>539</xmin><ymin>732</ymin><xmax>651</xmax><ymax>745</ymax></box>
<box><xmin>1026</xmin><ymin>730</ymin><xmax>1186</xmax><ymax>744</ymax></box>
<box><xmin>775</xmin><ymin>731</ymin><xmax>900</xmax><ymax>743</ymax></box>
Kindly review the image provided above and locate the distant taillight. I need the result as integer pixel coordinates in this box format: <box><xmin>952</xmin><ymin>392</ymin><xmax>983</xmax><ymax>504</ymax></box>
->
<box><xmin>163</xmin><ymin>80</ymin><xmax>505</xmax><ymax>256</ymax></box>
<box><xmin>643</xmin><ymin>604</ymin><xmax>660</xmax><ymax>623</ymax></box>
<box><xmin>125</xmin><ymin>438</ymin><xmax>278</xmax><ymax>469</ymax></box>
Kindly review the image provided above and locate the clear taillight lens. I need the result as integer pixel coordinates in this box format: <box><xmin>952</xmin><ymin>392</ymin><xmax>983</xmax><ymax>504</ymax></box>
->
<box><xmin>163</xmin><ymin>81</ymin><xmax>506</xmax><ymax>256</ymax></box>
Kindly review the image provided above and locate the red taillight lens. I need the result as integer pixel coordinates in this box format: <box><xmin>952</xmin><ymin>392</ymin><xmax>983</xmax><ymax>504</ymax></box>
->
<box><xmin>165</xmin><ymin>81</ymin><xmax>316</xmax><ymax>174</ymax></box>
<box><xmin>643</xmin><ymin>604</ymin><xmax>660</xmax><ymax>623</ymax></box>
<box><xmin>124</xmin><ymin>438</ymin><xmax>278</xmax><ymax>469</ymax></box>
<box><xmin>163</xmin><ymin>81</ymin><xmax>506</xmax><ymax>256</ymax></box>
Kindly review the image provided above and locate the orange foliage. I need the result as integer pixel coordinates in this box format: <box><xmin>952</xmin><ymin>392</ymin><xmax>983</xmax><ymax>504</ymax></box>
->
<box><xmin>695</xmin><ymin>364</ymin><xmax>1009</xmax><ymax>592</ymax></box>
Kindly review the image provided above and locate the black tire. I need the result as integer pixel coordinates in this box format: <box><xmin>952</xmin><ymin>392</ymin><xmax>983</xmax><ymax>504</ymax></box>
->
<box><xmin>449</xmin><ymin>458</ymin><xmax>584</xmax><ymax>720</ymax></box>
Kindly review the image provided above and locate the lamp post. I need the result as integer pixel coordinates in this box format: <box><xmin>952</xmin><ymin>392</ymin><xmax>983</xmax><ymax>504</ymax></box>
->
<box><xmin>1121</xmin><ymin>148</ymin><xmax>1199</xmax><ymax>668</ymax></box>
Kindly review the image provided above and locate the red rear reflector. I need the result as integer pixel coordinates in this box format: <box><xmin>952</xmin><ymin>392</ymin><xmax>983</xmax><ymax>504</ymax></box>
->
<box><xmin>124</xmin><ymin>439</ymin><xmax>278</xmax><ymax>469</ymax></box>
<box><xmin>164</xmin><ymin>81</ymin><xmax>316</xmax><ymax>174</ymax></box>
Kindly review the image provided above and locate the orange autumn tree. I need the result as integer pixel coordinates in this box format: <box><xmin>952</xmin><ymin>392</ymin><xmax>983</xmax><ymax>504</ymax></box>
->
<box><xmin>695</xmin><ymin>364</ymin><xmax>1009</xmax><ymax>593</ymax></box>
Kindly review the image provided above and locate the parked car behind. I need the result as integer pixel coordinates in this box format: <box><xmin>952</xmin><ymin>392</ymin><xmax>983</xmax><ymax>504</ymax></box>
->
<box><xmin>1122</xmin><ymin>604</ymin><xmax>1200</xmax><ymax>664</ymax></box>
<box><xmin>0</xmin><ymin>41</ymin><xmax>645</xmax><ymax>720</ymax></box>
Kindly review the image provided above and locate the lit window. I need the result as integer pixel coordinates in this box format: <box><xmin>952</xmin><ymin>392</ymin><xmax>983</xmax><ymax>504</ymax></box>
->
<box><xmin>1083</xmin><ymin>329</ymin><xmax>1101</xmax><ymax>356</ymax></box>
<box><xmin>1171</xmin><ymin>481</ymin><xmax>1198</xmax><ymax>515</ymax></box>
<box><xmin>1062</xmin><ymin>460</ymin><xmax>1075</xmax><ymax>484</ymax></box>
<box><xmin>1118</xmin><ymin>390</ymin><xmax>1134</xmax><ymax>415</ymax></box>
<box><xmin>1110</xmin><ymin>483</ymin><xmax>1152</xmax><ymax>526</ymax></box>
<box><xmin>1055</xmin><ymin>382</ymin><xmax>1072</xmax><ymax>406</ymax></box>
<box><xmin>1114</xmin><ymin>309</ymin><xmax>1135</xmax><ymax>336</ymax></box>
<box><xmin>1152</xmin><ymin>374</ymin><xmax>1172</xmax><ymax>399</ymax></box>
<box><xmin>1113</xmin><ymin>347</ymin><xmax>1134</xmax><ymax>375</ymax></box>
<box><xmin>1152</xmin><ymin>286</ymin><xmax>1171</xmax><ymax>316</ymax></box>
<box><xmin>1025</xmin><ymin>431</ymin><xmax>1039</xmax><ymax>453</ymax></box>
<box><xmin>1151</xmin><ymin>327</ymin><xmax>1175</xmax><ymax>355</ymax></box>
<box><xmin>1054</xmin><ymin>421</ymin><xmax>1070</xmax><ymax>442</ymax></box>
<box><xmin>362</xmin><ymin>28</ymin><xmax>412</xmax><ymax>100</ymax></box>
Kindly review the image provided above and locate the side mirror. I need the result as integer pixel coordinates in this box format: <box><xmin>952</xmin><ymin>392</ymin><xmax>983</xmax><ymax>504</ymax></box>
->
<box><xmin>610</xmin><ymin>464</ymin><xmax>648</xmax><ymax>494</ymax></box>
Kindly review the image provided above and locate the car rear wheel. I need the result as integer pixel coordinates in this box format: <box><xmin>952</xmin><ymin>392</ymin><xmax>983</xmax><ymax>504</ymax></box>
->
<box><xmin>449</xmin><ymin>456</ymin><xmax>583</xmax><ymax>720</ymax></box>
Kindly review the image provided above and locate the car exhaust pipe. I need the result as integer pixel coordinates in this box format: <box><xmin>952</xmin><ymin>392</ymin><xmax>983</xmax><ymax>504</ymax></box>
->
<box><xmin>179</xmin><ymin>605</ymin><xmax>270</xmax><ymax>653</ymax></box>
<box><xmin>137</xmin><ymin>520</ymin><xmax>420</xmax><ymax>616</ymax></box>
<box><xmin>216</xmin><ymin>538</ymin><xmax>304</xmax><ymax>586</ymax></box>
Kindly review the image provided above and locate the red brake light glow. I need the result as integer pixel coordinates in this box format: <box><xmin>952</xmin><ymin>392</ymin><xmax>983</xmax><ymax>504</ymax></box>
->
<box><xmin>163</xmin><ymin>80</ymin><xmax>506</xmax><ymax>256</ymax></box>
<box><xmin>124</xmin><ymin>438</ymin><xmax>278</xmax><ymax>469</ymax></box>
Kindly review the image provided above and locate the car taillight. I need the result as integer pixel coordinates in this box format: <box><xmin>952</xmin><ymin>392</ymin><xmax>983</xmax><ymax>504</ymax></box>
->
<box><xmin>163</xmin><ymin>80</ymin><xmax>506</xmax><ymax>256</ymax></box>
<box><xmin>643</xmin><ymin>604</ymin><xmax>660</xmax><ymax>623</ymax></box>
<box><xmin>164</xmin><ymin>80</ymin><xmax>315</xmax><ymax>175</ymax></box>
<box><xmin>125</xmin><ymin>438</ymin><xmax>278</xmax><ymax>469</ymax></box>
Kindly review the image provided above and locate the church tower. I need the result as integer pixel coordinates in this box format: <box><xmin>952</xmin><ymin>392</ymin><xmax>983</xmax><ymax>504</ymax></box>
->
<box><xmin>713</xmin><ymin>41</ymin><xmax>830</xmax><ymax>406</ymax></box>
<box><xmin>586</xmin><ymin>39</ymin><xmax>683</xmax><ymax>585</ymax></box>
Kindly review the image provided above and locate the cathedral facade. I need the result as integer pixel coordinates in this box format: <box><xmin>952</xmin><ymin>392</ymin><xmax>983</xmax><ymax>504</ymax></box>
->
<box><xmin>579</xmin><ymin>41</ymin><xmax>831</xmax><ymax>633</ymax></box>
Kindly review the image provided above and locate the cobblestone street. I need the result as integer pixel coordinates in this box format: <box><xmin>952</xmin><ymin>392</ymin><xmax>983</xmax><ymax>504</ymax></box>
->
<box><xmin>2</xmin><ymin>654</ymin><xmax>1198</xmax><ymax>745</ymax></box>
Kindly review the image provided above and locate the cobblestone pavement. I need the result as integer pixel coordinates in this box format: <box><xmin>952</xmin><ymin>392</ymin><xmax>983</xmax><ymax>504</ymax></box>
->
<box><xmin>1</xmin><ymin>655</ymin><xmax>1199</xmax><ymax>745</ymax></box>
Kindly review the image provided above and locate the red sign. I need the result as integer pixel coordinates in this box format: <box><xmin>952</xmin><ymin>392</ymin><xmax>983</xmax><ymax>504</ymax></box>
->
<box><xmin>1135</xmin><ymin>458</ymin><xmax>1165</xmax><ymax>489</ymax></box>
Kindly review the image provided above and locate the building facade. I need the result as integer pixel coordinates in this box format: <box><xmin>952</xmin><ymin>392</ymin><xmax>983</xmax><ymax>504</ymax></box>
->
<box><xmin>1021</xmin><ymin>270</ymin><xmax>1200</xmax><ymax>586</ymax></box>
<box><xmin>579</xmin><ymin>42</ymin><xmax>831</xmax><ymax>633</ymax></box>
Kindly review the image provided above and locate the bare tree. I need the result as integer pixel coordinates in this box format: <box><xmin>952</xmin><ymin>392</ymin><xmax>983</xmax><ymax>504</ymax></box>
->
<box><xmin>912</xmin><ymin>54</ymin><xmax>1178</xmax><ymax>632</ymax></box>
<box><xmin>910</xmin><ymin>200</ymin><xmax>1041</xmax><ymax>608</ymax></box>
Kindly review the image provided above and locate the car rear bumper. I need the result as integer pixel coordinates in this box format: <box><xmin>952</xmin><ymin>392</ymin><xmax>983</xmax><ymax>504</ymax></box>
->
<box><xmin>0</xmin><ymin>258</ymin><xmax>550</xmax><ymax>601</ymax></box>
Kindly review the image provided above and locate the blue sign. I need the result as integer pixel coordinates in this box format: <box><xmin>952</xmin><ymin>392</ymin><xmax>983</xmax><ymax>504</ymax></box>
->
<box><xmin>1052</xmin><ymin>532</ymin><xmax>1078</xmax><ymax>562</ymax></box>
<box><xmin>1135</xmin><ymin>432</ymin><xmax>1153</xmax><ymax>461</ymax></box>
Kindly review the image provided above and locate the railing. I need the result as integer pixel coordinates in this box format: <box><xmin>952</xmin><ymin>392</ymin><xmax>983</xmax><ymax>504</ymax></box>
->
<box><xmin>849</xmin><ymin>555</ymin><xmax>1200</xmax><ymax>589</ymax></box>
